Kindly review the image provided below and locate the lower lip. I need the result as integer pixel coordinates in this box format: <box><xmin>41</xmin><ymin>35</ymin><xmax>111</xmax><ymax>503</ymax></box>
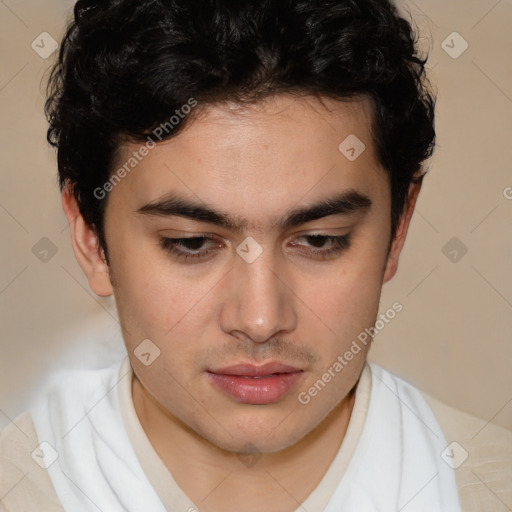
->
<box><xmin>207</xmin><ymin>372</ymin><xmax>304</xmax><ymax>405</ymax></box>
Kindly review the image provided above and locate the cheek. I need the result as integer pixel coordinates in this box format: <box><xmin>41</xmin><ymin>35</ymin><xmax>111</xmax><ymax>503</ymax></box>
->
<box><xmin>301</xmin><ymin>270</ymin><xmax>381</xmax><ymax>373</ymax></box>
<box><xmin>308</xmin><ymin>237</ymin><xmax>387</xmax><ymax>329</ymax></box>
<box><xmin>111</xmin><ymin>242</ymin><xmax>220</xmax><ymax>351</ymax></box>
<box><xmin>108</xmin><ymin>237</ymin><xmax>176</xmax><ymax>340</ymax></box>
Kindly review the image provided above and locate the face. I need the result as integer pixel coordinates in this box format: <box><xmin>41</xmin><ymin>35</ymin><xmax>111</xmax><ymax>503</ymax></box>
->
<box><xmin>65</xmin><ymin>94</ymin><xmax>417</xmax><ymax>454</ymax></box>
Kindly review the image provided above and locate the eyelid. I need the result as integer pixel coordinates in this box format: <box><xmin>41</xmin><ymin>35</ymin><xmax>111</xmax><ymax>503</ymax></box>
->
<box><xmin>159</xmin><ymin>226</ymin><xmax>351</xmax><ymax>238</ymax></box>
<box><xmin>290</xmin><ymin>227</ymin><xmax>351</xmax><ymax>237</ymax></box>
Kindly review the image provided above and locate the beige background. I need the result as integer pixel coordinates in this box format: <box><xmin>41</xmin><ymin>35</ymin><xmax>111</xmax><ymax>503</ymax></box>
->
<box><xmin>0</xmin><ymin>0</ymin><xmax>511</xmax><ymax>432</ymax></box>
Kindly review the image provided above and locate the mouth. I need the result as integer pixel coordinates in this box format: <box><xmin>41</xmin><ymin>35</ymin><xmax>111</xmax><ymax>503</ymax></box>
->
<box><xmin>206</xmin><ymin>362</ymin><xmax>305</xmax><ymax>405</ymax></box>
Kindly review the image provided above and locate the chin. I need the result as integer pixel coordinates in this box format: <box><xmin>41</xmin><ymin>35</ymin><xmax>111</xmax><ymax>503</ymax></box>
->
<box><xmin>195</xmin><ymin>415</ymin><xmax>313</xmax><ymax>456</ymax></box>
<box><xmin>210</xmin><ymin>432</ymin><xmax>303</xmax><ymax>456</ymax></box>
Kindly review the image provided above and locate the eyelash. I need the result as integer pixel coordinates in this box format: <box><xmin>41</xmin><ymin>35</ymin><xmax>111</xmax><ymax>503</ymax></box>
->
<box><xmin>159</xmin><ymin>234</ymin><xmax>351</xmax><ymax>263</ymax></box>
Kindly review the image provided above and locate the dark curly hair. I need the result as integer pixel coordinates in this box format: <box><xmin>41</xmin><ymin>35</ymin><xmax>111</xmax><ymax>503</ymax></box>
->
<box><xmin>46</xmin><ymin>0</ymin><xmax>436</xmax><ymax>265</ymax></box>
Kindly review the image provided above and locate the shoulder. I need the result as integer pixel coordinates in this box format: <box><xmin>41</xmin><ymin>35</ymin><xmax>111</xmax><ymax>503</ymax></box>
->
<box><xmin>367</xmin><ymin>363</ymin><xmax>512</xmax><ymax>511</ymax></box>
<box><xmin>0</xmin><ymin>359</ymin><xmax>127</xmax><ymax>512</ymax></box>
<box><xmin>422</xmin><ymin>392</ymin><xmax>512</xmax><ymax>512</ymax></box>
<box><xmin>0</xmin><ymin>412</ymin><xmax>64</xmax><ymax>511</ymax></box>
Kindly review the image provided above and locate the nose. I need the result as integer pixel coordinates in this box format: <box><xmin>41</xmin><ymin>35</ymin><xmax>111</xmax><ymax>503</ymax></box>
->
<box><xmin>219</xmin><ymin>249</ymin><xmax>297</xmax><ymax>343</ymax></box>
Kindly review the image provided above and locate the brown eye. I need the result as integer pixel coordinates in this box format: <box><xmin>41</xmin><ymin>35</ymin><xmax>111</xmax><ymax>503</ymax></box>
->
<box><xmin>160</xmin><ymin>236</ymin><xmax>220</xmax><ymax>262</ymax></box>
<box><xmin>292</xmin><ymin>234</ymin><xmax>351</xmax><ymax>259</ymax></box>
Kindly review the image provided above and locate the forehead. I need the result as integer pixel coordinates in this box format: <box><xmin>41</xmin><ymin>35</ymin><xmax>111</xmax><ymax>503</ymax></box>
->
<box><xmin>109</xmin><ymin>94</ymin><xmax>386</xmax><ymax>228</ymax></box>
<box><xmin>176</xmin><ymin>94</ymin><xmax>376</xmax><ymax>158</ymax></box>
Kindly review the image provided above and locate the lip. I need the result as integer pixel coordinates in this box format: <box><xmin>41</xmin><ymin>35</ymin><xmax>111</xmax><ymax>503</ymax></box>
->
<box><xmin>207</xmin><ymin>362</ymin><xmax>304</xmax><ymax>405</ymax></box>
<box><xmin>210</xmin><ymin>362</ymin><xmax>303</xmax><ymax>376</ymax></box>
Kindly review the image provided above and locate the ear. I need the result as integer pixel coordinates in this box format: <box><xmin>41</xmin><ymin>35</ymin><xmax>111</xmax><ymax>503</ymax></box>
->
<box><xmin>61</xmin><ymin>181</ymin><xmax>114</xmax><ymax>297</ymax></box>
<box><xmin>382</xmin><ymin>177</ymin><xmax>423</xmax><ymax>284</ymax></box>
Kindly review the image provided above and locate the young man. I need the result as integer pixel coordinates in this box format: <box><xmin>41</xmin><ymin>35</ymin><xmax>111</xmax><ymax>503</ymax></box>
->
<box><xmin>1</xmin><ymin>0</ymin><xmax>510</xmax><ymax>511</ymax></box>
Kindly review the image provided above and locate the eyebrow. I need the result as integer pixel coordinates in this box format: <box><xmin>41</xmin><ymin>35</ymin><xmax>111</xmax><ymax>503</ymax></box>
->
<box><xmin>135</xmin><ymin>189</ymin><xmax>372</xmax><ymax>232</ymax></box>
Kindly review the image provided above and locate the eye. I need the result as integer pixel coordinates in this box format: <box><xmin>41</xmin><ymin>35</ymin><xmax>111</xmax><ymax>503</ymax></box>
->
<box><xmin>291</xmin><ymin>234</ymin><xmax>351</xmax><ymax>260</ymax></box>
<box><xmin>159</xmin><ymin>236</ymin><xmax>221</xmax><ymax>262</ymax></box>
<box><xmin>160</xmin><ymin>233</ymin><xmax>351</xmax><ymax>264</ymax></box>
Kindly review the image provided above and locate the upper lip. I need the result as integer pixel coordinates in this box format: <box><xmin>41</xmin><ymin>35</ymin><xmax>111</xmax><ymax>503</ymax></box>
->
<box><xmin>208</xmin><ymin>362</ymin><xmax>303</xmax><ymax>377</ymax></box>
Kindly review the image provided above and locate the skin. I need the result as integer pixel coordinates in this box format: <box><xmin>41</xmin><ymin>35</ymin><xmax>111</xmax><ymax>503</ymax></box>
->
<box><xmin>62</xmin><ymin>93</ymin><xmax>421</xmax><ymax>512</ymax></box>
